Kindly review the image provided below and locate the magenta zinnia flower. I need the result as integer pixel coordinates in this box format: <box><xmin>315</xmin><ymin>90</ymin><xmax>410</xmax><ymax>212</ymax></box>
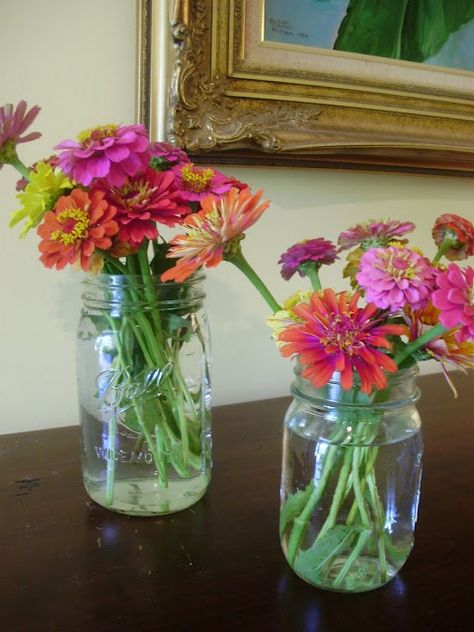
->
<box><xmin>356</xmin><ymin>246</ymin><xmax>436</xmax><ymax>312</ymax></box>
<box><xmin>171</xmin><ymin>163</ymin><xmax>238</xmax><ymax>202</ymax></box>
<box><xmin>278</xmin><ymin>238</ymin><xmax>338</xmax><ymax>280</ymax></box>
<box><xmin>99</xmin><ymin>169</ymin><xmax>191</xmax><ymax>248</ymax></box>
<box><xmin>149</xmin><ymin>142</ymin><xmax>190</xmax><ymax>167</ymax></box>
<box><xmin>432</xmin><ymin>264</ymin><xmax>474</xmax><ymax>342</ymax></box>
<box><xmin>338</xmin><ymin>219</ymin><xmax>415</xmax><ymax>251</ymax></box>
<box><xmin>277</xmin><ymin>290</ymin><xmax>405</xmax><ymax>393</ymax></box>
<box><xmin>0</xmin><ymin>101</ymin><xmax>41</xmax><ymax>168</ymax></box>
<box><xmin>55</xmin><ymin>123</ymin><xmax>149</xmax><ymax>187</ymax></box>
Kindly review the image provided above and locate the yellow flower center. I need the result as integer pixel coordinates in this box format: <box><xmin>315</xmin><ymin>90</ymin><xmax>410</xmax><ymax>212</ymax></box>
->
<box><xmin>180</xmin><ymin>164</ymin><xmax>214</xmax><ymax>192</ymax></box>
<box><xmin>116</xmin><ymin>179</ymin><xmax>151</xmax><ymax>209</ymax></box>
<box><xmin>77</xmin><ymin>124</ymin><xmax>118</xmax><ymax>146</ymax></box>
<box><xmin>51</xmin><ymin>208</ymin><xmax>89</xmax><ymax>245</ymax></box>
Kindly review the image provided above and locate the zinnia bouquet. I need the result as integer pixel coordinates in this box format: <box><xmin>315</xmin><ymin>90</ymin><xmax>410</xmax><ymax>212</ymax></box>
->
<box><xmin>1</xmin><ymin>101</ymin><xmax>271</xmax><ymax>515</ymax></box>
<box><xmin>157</xmin><ymin>190</ymin><xmax>474</xmax><ymax>589</ymax></box>
<box><xmin>2</xmin><ymin>101</ymin><xmax>474</xmax><ymax>584</ymax></box>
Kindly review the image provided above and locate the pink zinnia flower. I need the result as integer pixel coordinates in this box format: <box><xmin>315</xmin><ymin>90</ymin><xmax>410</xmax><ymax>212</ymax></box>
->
<box><xmin>338</xmin><ymin>219</ymin><xmax>415</xmax><ymax>251</ymax></box>
<box><xmin>149</xmin><ymin>142</ymin><xmax>190</xmax><ymax>167</ymax></box>
<box><xmin>278</xmin><ymin>238</ymin><xmax>338</xmax><ymax>280</ymax></box>
<box><xmin>98</xmin><ymin>168</ymin><xmax>191</xmax><ymax>248</ymax></box>
<box><xmin>432</xmin><ymin>213</ymin><xmax>474</xmax><ymax>261</ymax></box>
<box><xmin>432</xmin><ymin>264</ymin><xmax>474</xmax><ymax>342</ymax></box>
<box><xmin>356</xmin><ymin>246</ymin><xmax>436</xmax><ymax>312</ymax></box>
<box><xmin>161</xmin><ymin>187</ymin><xmax>270</xmax><ymax>282</ymax></box>
<box><xmin>0</xmin><ymin>100</ymin><xmax>41</xmax><ymax>168</ymax></box>
<box><xmin>171</xmin><ymin>163</ymin><xmax>239</xmax><ymax>202</ymax></box>
<box><xmin>55</xmin><ymin>124</ymin><xmax>149</xmax><ymax>187</ymax></box>
<box><xmin>37</xmin><ymin>188</ymin><xmax>118</xmax><ymax>271</ymax></box>
<box><xmin>278</xmin><ymin>290</ymin><xmax>405</xmax><ymax>393</ymax></box>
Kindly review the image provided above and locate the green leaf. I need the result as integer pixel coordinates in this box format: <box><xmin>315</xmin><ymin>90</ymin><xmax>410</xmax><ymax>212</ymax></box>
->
<box><xmin>334</xmin><ymin>0</ymin><xmax>408</xmax><ymax>58</ymax></box>
<box><xmin>279</xmin><ymin>482</ymin><xmax>314</xmax><ymax>537</ymax></box>
<box><xmin>294</xmin><ymin>525</ymin><xmax>360</xmax><ymax>580</ymax></box>
<box><xmin>334</xmin><ymin>0</ymin><xmax>474</xmax><ymax>63</ymax></box>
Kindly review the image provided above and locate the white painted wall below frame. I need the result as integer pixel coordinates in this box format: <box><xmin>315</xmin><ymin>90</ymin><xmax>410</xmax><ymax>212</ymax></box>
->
<box><xmin>1</xmin><ymin>0</ymin><xmax>473</xmax><ymax>434</ymax></box>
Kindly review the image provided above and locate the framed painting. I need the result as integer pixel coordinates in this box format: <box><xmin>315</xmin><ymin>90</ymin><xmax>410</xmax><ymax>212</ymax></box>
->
<box><xmin>138</xmin><ymin>0</ymin><xmax>474</xmax><ymax>175</ymax></box>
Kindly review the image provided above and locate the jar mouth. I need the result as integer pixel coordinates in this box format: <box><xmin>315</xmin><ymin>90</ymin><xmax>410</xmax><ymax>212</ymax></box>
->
<box><xmin>82</xmin><ymin>270</ymin><xmax>206</xmax><ymax>289</ymax></box>
<box><xmin>292</xmin><ymin>365</ymin><xmax>420</xmax><ymax>410</ymax></box>
<box><xmin>81</xmin><ymin>270</ymin><xmax>206</xmax><ymax>311</ymax></box>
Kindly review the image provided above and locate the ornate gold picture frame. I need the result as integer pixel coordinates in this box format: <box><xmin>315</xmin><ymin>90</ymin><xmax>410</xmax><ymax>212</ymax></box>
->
<box><xmin>138</xmin><ymin>0</ymin><xmax>474</xmax><ymax>175</ymax></box>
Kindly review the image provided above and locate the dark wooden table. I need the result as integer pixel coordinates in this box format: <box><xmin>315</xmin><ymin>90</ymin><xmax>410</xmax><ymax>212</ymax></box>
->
<box><xmin>1</xmin><ymin>373</ymin><xmax>473</xmax><ymax>632</ymax></box>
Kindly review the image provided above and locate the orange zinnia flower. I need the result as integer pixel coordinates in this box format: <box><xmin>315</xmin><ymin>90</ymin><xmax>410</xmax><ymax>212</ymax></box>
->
<box><xmin>161</xmin><ymin>187</ymin><xmax>270</xmax><ymax>282</ymax></box>
<box><xmin>37</xmin><ymin>188</ymin><xmax>118</xmax><ymax>271</ymax></box>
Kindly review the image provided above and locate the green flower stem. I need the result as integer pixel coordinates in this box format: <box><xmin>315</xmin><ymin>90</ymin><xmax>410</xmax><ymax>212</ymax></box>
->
<box><xmin>105</xmin><ymin>415</ymin><xmax>117</xmax><ymax>506</ymax></box>
<box><xmin>346</xmin><ymin>447</ymin><xmax>378</xmax><ymax>525</ymax></box>
<box><xmin>227</xmin><ymin>248</ymin><xmax>281</xmax><ymax>313</ymax></box>
<box><xmin>351</xmin><ymin>447</ymin><xmax>371</xmax><ymax>529</ymax></box>
<box><xmin>102</xmin><ymin>256</ymin><xmax>205</xmax><ymax>487</ymax></box>
<box><xmin>7</xmin><ymin>156</ymin><xmax>31</xmax><ymax>182</ymax></box>
<box><xmin>155</xmin><ymin>425</ymin><xmax>169</xmax><ymax>488</ymax></box>
<box><xmin>367</xmin><ymin>461</ymin><xmax>388</xmax><ymax>582</ymax></box>
<box><xmin>315</xmin><ymin>447</ymin><xmax>353</xmax><ymax>542</ymax></box>
<box><xmin>394</xmin><ymin>323</ymin><xmax>447</xmax><ymax>366</ymax></box>
<box><xmin>300</xmin><ymin>262</ymin><xmax>322</xmax><ymax>291</ymax></box>
<box><xmin>432</xmin><ymin>237</ymin><xmax>454</xmax><ymax>264</ymax></box>
<box><xmin>333</xmin><ymin>529</ymin><xmax>372</xmax><ymax>588</ymax></box>
<box><xmin>137</xmin><ymin>241</ymin><xmax>166</xmax><ymax>343</ymax></box>
<box><xmin>287</xmin><ymin>446</ymin><xmax>339</xmax><ymax>565</ymax></box>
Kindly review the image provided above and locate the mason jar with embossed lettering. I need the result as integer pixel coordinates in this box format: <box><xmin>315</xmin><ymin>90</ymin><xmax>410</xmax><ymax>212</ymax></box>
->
<box><xmin>77</xmin><ymin>272</ymin><xmax>211</xmax><ymax>515</ymax></box>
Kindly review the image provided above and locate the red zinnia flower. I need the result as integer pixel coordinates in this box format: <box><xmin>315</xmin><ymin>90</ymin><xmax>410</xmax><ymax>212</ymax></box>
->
<box><xmin>432</xmin><ymin>213</ymin><xmax>474</xmax><ymax>261</ymax></box>
<box><xmin>98</xmin><ymin>169</ymin><xmax>191</xmax><ymax>248</ymax></box>
<box><xmin>278</xmin><ymin>289</ymin><xmax>405</xmax><ymax>393</ymax></box>
<box><xmin>37</xmin><ymin>188</ymin><xmax>118</xmax><ymax>271</ymax></box>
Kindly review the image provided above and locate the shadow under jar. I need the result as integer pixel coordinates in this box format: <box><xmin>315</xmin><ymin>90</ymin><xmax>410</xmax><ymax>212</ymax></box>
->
<box><xmin>77</xmin><ymin>272</ymin><xmax>211</xmax><ymax>516</ymax></box>
<box><xmin>280</xmin><ymin>365</ymin><xmax>423</xmax><ymax>593</ymax></box>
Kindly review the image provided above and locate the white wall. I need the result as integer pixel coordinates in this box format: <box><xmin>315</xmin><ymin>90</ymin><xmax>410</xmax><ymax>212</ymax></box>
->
<box><xmin>1</xmin><ymin>0</ymin><xmax>473</xmax><ymax>434</ymax></box>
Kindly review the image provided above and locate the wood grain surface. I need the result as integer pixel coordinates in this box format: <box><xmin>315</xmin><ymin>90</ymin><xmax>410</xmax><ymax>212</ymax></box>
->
<box><xmin>0</xmin><ymin>372</ymin><xmax>472</xmax><ymax>631</ymax></box>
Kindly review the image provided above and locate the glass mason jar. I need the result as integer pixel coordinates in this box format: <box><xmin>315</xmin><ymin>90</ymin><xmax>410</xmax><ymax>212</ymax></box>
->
<box><xmin>280</xmin><ymin>365</ymin><xmax>423</xmax><ymax>593</ymax></box>
<box><xmin>77</xmin><ymin>272</ymin><xmax>211</xmax><ymax>516</ymax></box>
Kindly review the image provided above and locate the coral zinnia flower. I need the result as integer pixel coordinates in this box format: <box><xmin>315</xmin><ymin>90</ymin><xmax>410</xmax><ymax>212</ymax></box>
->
<box><xmin>55</xmin><ymin>124</ymin><xmax>149</xmax><ymax>187</ymax></box>
<box><xmin>278</xmin><ymin>238</ymin><xmax>338</xmax><ymax>280</ymax></box>
<box><xmin>432</xmin><ymin>264</ymin><xmax>474</xmax><ymax>342</ymax></box>
<box><xmin>171</xmin><ymin>163</ymin><xmax>241</xmax><ymax>202</ymax></box>
<box><xmin>98</xmin><ymin>169</ymin><xmax>191</xmax><ymax>248</ymax></box>
<box><xmin>37</xmin><ymin>188</ymin><xmax>118</xmax><ymax>271</ymax></box>
<box><xmin>10</xmin><ymin>161</ymin><xmax>72</xmax><ymax>237</ymax></box>
<box><xmin>404</xmin><ymin>303</ymin><xmax>474</xmax><ymax>396</ymax></box>
<box><xmin>356</xmin><ymin>245</ymin><xmax>436</xmax><ymax>312</ymax></box>
<box><xmin>277</xmin><ymin>290</ymin><xmax>405</xmax><ymax>393</ymax></box>
<box><xmin>338</xmin><ymin>219</ymin><xmax>415</xmax><ymax>252</ymax></box>
<box><xmin>432</xmin><ymin>213</ymin><xmax>474</xmax><ymax>261</ymax></box>
<box><xmin>161</xmin><ymin>187</ymin><xmax>270</xmax><ymax>282</ymax></box>
<box><xmin>0</xmin><ymin>101</ymin><xmax>41</xmax><ymax>168</ymax></box>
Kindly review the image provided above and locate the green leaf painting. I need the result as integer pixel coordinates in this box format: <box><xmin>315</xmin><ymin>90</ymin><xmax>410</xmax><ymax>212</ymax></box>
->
<box><xmin>264</xmin><ymin>0</ymin><xmax>474</xmax><ymax>71</ymax></box>
<box><xmin>335</xmin><ymin>0</ymin><xmax>474</xmax><ymax>63</ymax></box>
